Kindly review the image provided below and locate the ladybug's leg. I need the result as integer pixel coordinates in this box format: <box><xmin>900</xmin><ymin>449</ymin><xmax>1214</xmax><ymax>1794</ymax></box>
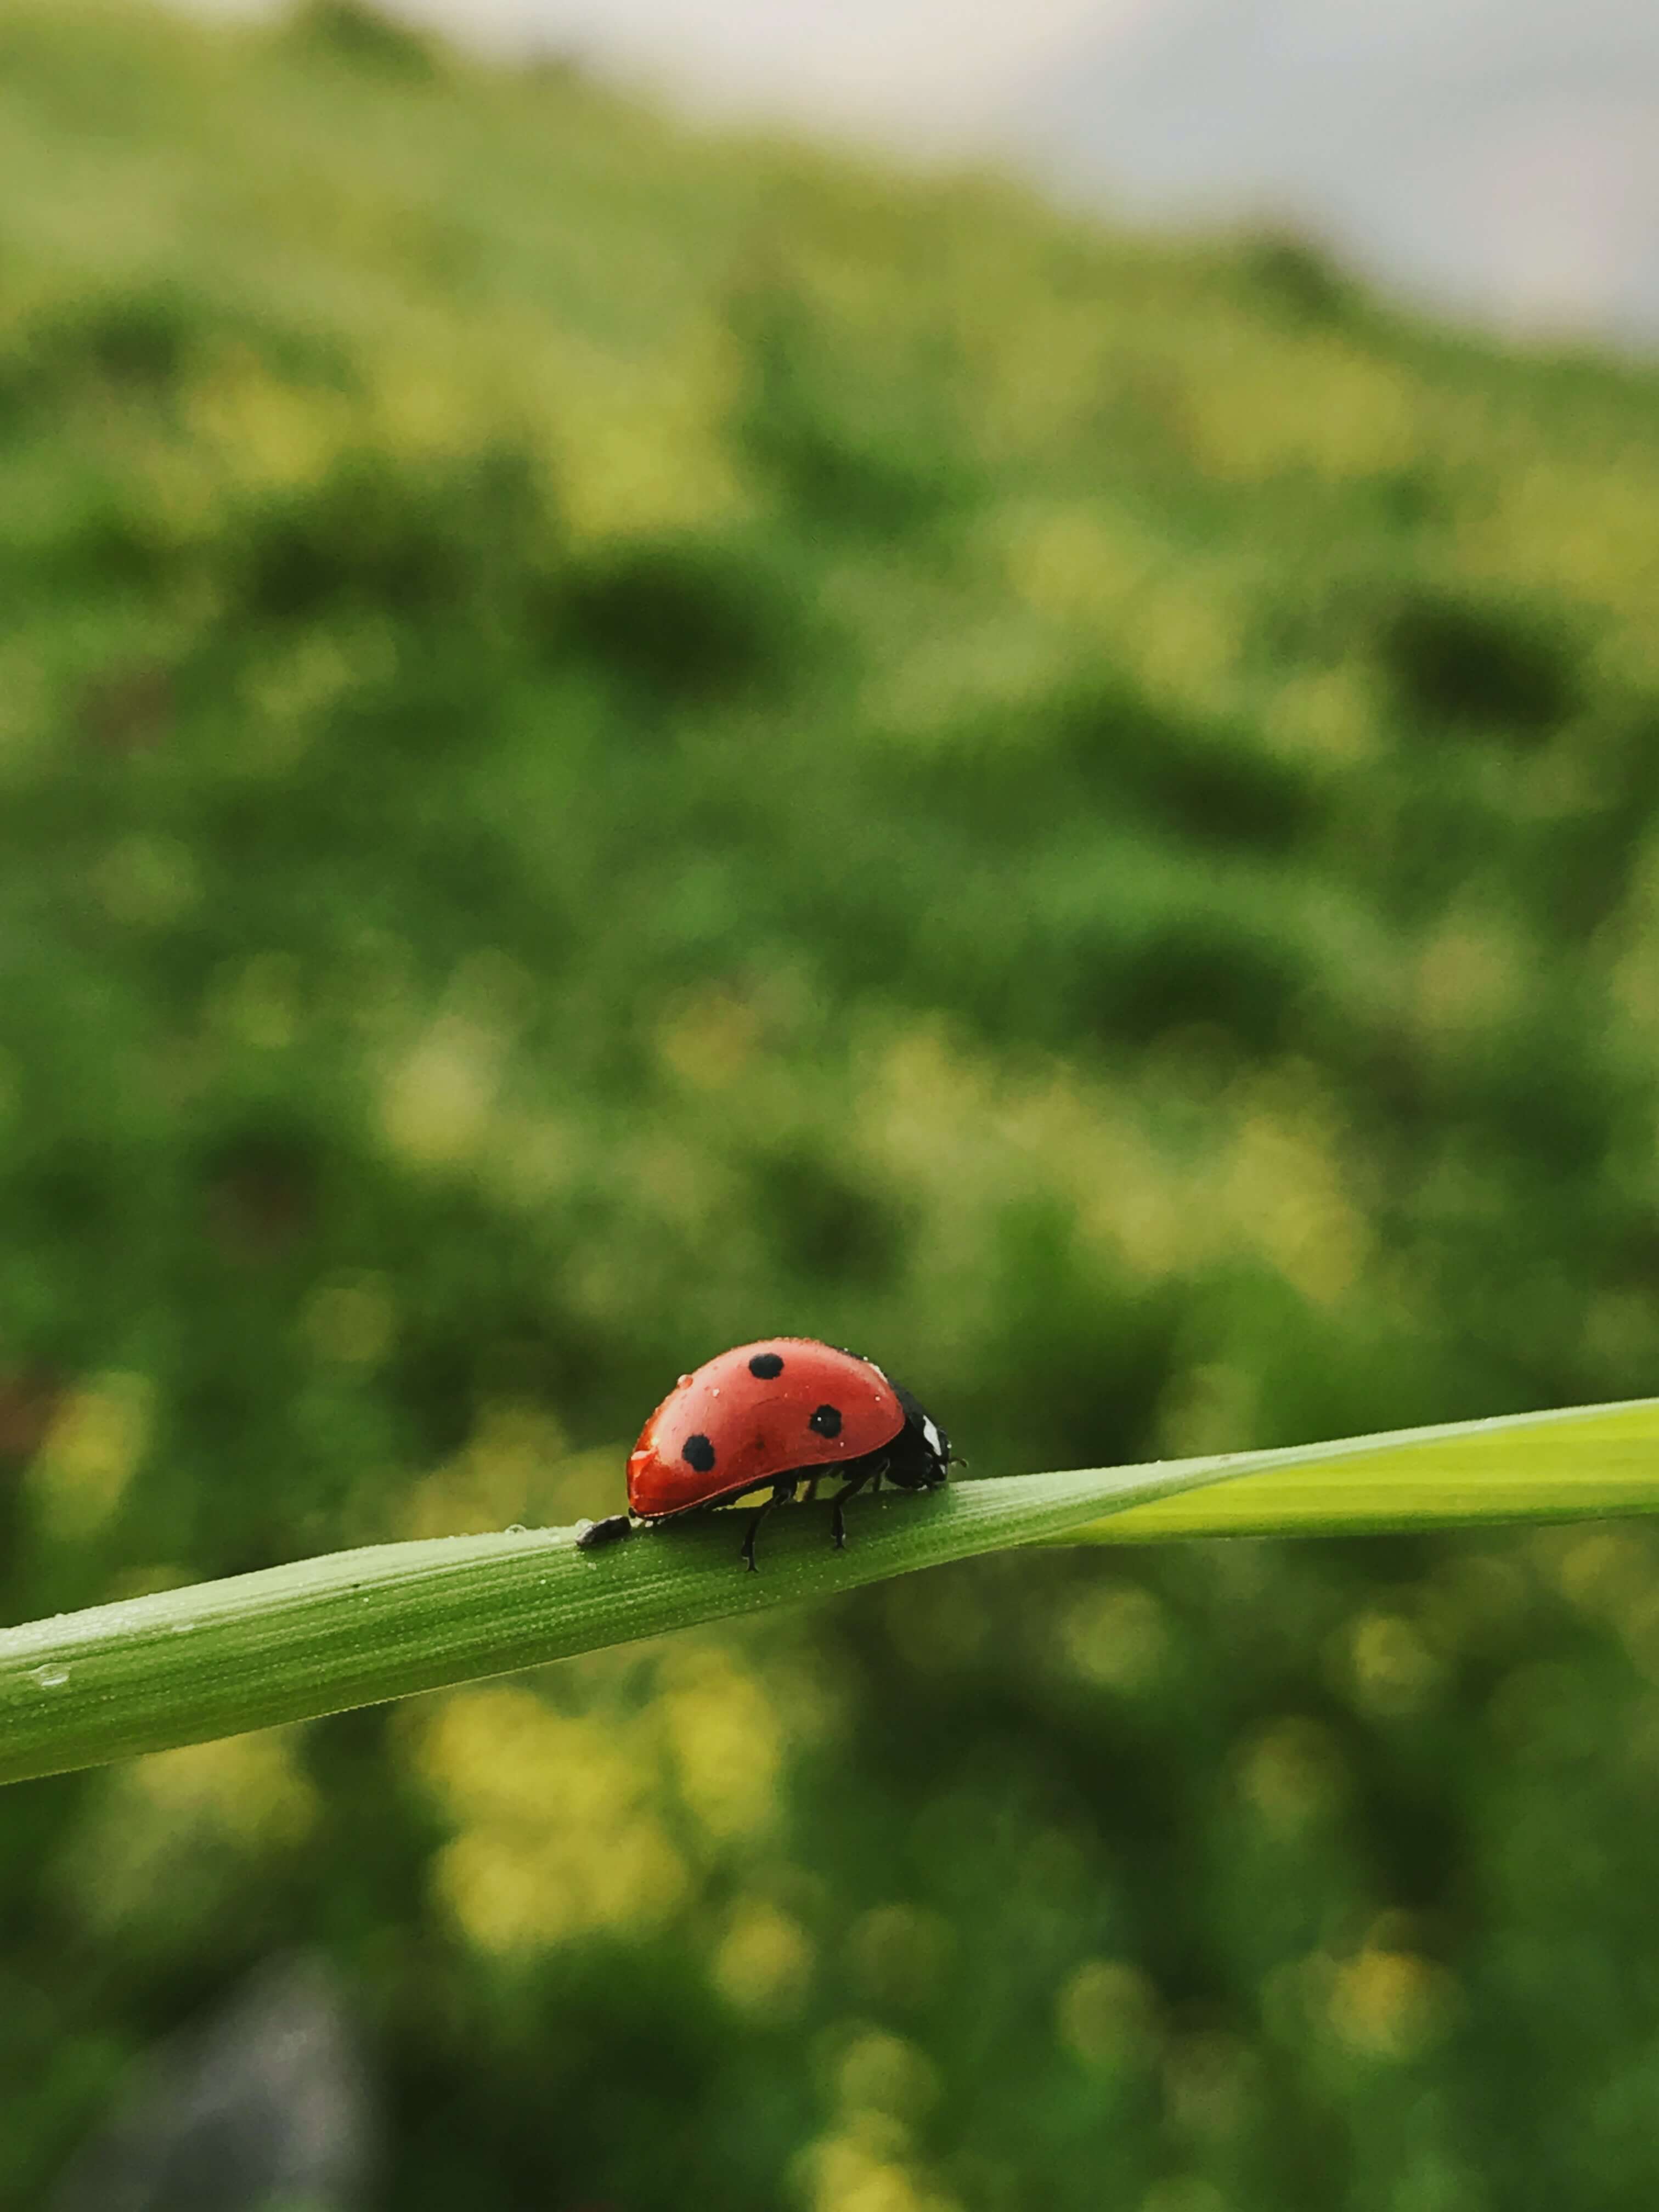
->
<box><xmin>829</xmin><ymin>1459</ymin><xmax>887</xmax><ymax>1549</ymax></box>
<box><xmin>740</xmin><ymin>1479</ymin><xmax>795</xmax><ymax>1572</ymax></box>
<box><xmin>577</xmin><ymin>1514</ymin><xmax>634</xmax><ymax>1552</ymax></box>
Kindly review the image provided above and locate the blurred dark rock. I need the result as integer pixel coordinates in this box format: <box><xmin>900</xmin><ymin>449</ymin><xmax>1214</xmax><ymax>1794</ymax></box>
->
<box><xmin>49</xmin><ymin>1954</ymin><xmax>376</xmax><ymax>2212</ymax></box>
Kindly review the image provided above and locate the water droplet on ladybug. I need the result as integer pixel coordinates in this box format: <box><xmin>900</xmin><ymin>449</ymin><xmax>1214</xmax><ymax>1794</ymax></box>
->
<box><xmin>678</xmin><ymin>1374</ymin><xmax>693</xmax><ymax>1387</ymax></box>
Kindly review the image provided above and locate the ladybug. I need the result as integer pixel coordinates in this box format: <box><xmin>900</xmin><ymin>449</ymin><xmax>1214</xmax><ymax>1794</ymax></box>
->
<box><xmin>576</xmin><ymin>1338</ymin><xmax>951</xmax><ymax>1570</ymax></box>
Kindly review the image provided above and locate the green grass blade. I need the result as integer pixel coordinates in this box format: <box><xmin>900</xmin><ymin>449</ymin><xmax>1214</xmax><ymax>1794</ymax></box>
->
<box><xmin>1054</xmin><ymin>1394</ymin><xmax>1659</xmax><ymax>1542</ymax></box>
<box><xmin>0</xmin><ymin>1453</ymin><xmax>1236</xmax><ymax>1787</ymax></box>
<box><xmin>5</xmin><ymin>1395</ymin><xmax>1659</xmax><ymax>1787</ymax></box>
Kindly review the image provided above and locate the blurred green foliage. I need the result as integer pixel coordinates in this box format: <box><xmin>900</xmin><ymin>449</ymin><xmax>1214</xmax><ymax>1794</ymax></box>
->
<box><xmin>6</xmin><ymin>2</ymin><xmax>1659</xmax><ymax>2207</ymax></box>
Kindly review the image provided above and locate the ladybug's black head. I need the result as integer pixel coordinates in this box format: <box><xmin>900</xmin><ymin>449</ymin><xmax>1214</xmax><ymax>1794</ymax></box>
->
<box><xmin>886</xmin><ymin>1381</ymin><xmax>952</xmax><ymax>1492</ymax></box>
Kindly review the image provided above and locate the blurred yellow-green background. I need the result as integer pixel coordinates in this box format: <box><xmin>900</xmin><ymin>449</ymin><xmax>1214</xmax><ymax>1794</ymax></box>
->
<box><xmin>8</xmin><ymin>3</ymin><xmax>1659</xmax><ymax>2207</ymax></box>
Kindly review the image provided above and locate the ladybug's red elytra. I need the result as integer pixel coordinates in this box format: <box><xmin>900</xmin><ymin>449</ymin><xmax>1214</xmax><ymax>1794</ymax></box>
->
<box><xmin>576</xmin><ymin>1338</ymin><xmax>952</xmax><ymax>1570</ymax></box>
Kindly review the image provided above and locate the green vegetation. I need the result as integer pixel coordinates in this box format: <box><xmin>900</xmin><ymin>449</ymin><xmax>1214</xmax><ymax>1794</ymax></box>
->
<box><xmin>7</xmin><ymin>1</ymin><xmax>1659</xmax><ymax>2205</ymax></box>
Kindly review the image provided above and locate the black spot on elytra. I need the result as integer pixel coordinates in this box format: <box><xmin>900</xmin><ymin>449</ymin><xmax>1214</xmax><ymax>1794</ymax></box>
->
<box><xmin>809</xmin><ymin>1404</ymin><xmax>843</xmax><ymax>1439</ymax></box>
<box><xmin>682</xmin><ymin>1433</ymin><xmax>716</xmax><ymax>1473</ymax></box>
<box><xmin>748</xmin><ymin>1352</ymin><xmax>785</xmax><ymax>1379</ymax></box>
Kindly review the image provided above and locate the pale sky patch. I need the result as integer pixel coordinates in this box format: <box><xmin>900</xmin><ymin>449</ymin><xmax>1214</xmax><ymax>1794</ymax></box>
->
<box><xmin>181</xmin><ymin>0</ymin><xmax>1153</xmax><ymax>144</ymax></box>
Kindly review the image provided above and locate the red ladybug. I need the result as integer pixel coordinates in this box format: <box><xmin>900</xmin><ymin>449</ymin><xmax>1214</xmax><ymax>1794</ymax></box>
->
<box><xmin>576</xmin><ymin>1338</ymin><xmax>951</xmax><ymax>1570</ymax></box>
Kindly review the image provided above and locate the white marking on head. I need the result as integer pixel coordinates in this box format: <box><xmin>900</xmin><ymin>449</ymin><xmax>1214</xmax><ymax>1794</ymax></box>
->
<box><xmin>922</xmin><ymin>1417</ymin><xmax>943</xmax><ymax>1457</ymax></box>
